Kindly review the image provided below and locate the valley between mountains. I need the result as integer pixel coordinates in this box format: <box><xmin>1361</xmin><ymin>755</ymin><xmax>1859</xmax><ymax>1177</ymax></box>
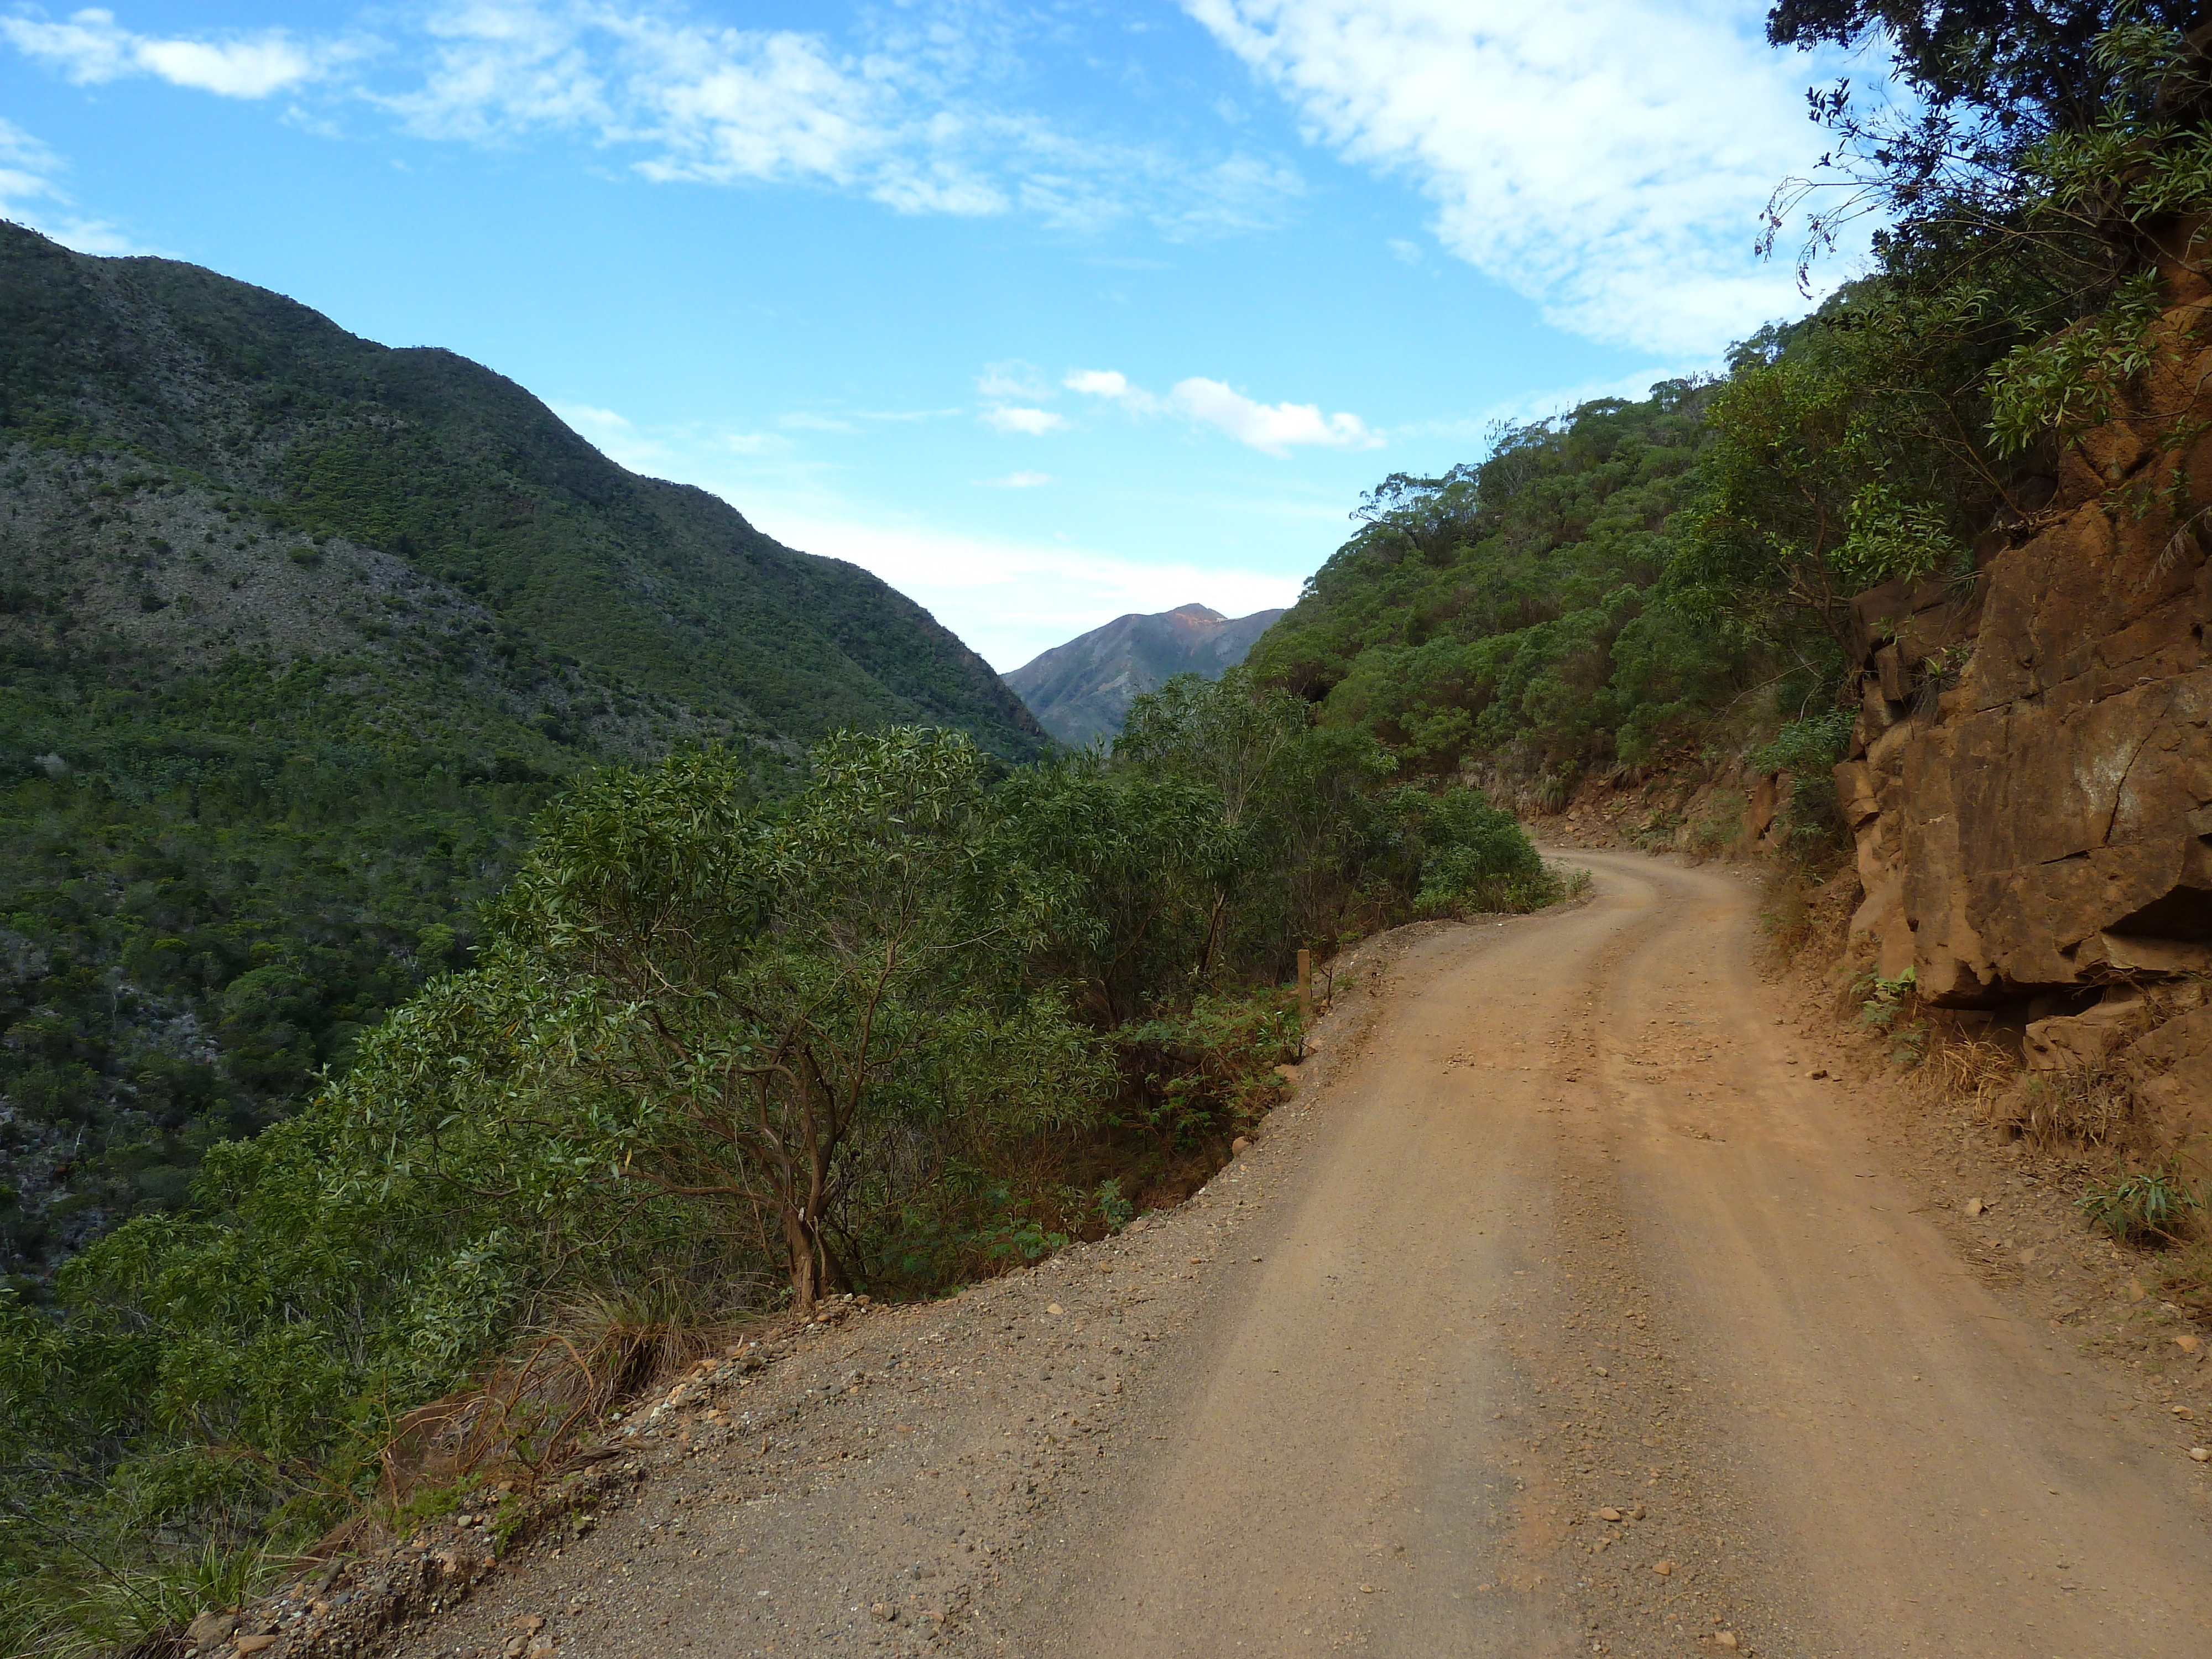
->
<box><xmin>305</xmin><ymin>852</ymin><xmax>2212</xmax><ymax>1659</ymax></box>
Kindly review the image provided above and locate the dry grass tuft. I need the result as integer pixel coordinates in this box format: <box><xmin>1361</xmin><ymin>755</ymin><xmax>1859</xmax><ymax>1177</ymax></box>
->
<box><xmin>1756</xmin><ymin>854</ymin><xmax>1858</xmax><ymax>968</ymax></box>
<box><xmin>1906</xmin><ymin>1033</ymin><xmax>2017</xmax><ymax>1116</ymax></box>
<box><xmin>373</xmin><ymin>1283</ymin><xmax>729</xmax><ymax>1517</ymax></box>
<box><xmin>2008</xmin><ymin>1066</ymin><xmax>2138</xmax><ymax>1150</ymax></box>
<box><xmin>2154</xmin><ymin>1236</ymin><xmax>2212</xmax><ymax>1319</ymax></box>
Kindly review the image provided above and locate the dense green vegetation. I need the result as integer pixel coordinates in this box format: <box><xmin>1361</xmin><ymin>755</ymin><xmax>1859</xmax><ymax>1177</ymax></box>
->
<box><xmin>0</xmin><ymin>626</ymin><xmax>610</xmax><ymax>1281</ymax></box>
<box><xmin>1</xmin><ymin>673</ymin><xmax>1563</xmax><ymax>1656</ymax></box>
<box><xmin>1246</xmin><ymin>387</ymin><xmax>1742</xmax><ymax>784</ymax></box>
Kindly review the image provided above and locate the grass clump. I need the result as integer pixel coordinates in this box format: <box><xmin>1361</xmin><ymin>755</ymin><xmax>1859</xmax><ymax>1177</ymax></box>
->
<box><xmin>2077</xmin><ymin>1161</ymin><xmax>2203</xmax><ymax>1246</ymax></box>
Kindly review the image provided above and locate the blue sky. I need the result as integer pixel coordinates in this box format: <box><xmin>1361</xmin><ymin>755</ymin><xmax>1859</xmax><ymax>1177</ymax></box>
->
<box><xmin>1</xmin><ymin>2</ymin><xmax>1867</xmax><ymax>669</ymax></box>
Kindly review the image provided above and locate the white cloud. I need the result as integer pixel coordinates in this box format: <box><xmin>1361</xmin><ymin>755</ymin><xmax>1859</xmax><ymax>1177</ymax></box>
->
<box><xmin>1184</xmin><ymin>0</ymin><xmax>1859</xmax><ymax>353</ymax></box>
<box><xmin>0</xmin><ymin>117</ymin><xmax>63</xmax><ymax>208</ymax></box>
<box><xmin>722</xmin><ymin>431</ymin><xmax>789</xmax><ymax>454</ymax></box>
<box><xmin>1063</xmin><ymin>369</ymin><xmax>1129</xmax><ymax>398</ymax></box>
<box><xmin>1068</xmin><ymin>365</ymin><xmax>1377</xmax><ymax>455</ymax></box>
<box><xmin>0</xmin><ymin>116</ymin><xmax>140</xmax><ymax>252</ymax></box>
<box><xmin>383</xmin><ymin>1</ymin><xmax>610</xmax><ymax>140</ymax></box>
<box><xmin>1170</xmin><ymin>377</ymin><xmax>1379</xmax><ymax>455</ymax></box>
<box><xmin>551</xmin><ymin>400</ymin><xmax>630</xmax><ymax>432</ymax></box>
<box><xmin>0</xmin><ymin>7</ymin><xmax>328</xmax><ymax>98</ymax></box>
<box><xmin>984</xmin><ymin>471</ymin><xmax>1053</xmax><ymax>488</ymax></box>
<box><xmin>755</xmin><ymin>510</ymin><xmax>1302</xmax><ymax>670</ymax></box>
<box><xmin>982</xmin><ymin>405</ymin><xmax>1067</xmax><ymax>436</ymax></box>
<box><xmin>780</xmin><ymin>411</ymin><xmax>861</xmax><ymax>433</ymax></box>
<box><xmin>559</xmin><ymin>399</ymin><xmax>946</xmax><ymax>465</ymax></box>
<box><xmin>1063</xmin><ymin>367</ymin><xmax>1157</xmax><ymax>410</ymax></box>
<box><xmin>1</xmin><ymin>4</ymin><xmax>1305</xmax><ymax>237</ymax></box>
<box><xmin>979</xmin><ymin>360</ymin><xmax>1051</xmax><ymax>400</ymax></box>
<box><xmin>606</xmin><ymin>22</ymin><xmax>901</xmax><ymax>192</ymax></box>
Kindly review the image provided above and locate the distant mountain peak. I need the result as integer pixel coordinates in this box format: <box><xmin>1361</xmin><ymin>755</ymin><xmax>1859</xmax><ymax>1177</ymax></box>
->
<box><xmin>1003</xmin><ymin>603</ymin><xmax>1285</xmax><ymax>746</ymax></box>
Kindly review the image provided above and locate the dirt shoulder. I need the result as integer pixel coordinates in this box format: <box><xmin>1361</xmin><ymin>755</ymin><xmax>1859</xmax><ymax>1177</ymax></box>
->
<box><xmin>1767</xmin><ymin>931</ymin><xmax>2212</xmax><ymax>1458</ymax></box>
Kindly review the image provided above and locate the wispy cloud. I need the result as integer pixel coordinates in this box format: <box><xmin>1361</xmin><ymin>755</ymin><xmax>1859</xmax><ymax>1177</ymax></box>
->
<box><xmin>0</xmin><ymin>3</ymin><xmax>1306</xmax><ymax>238</ymax></box>
<box><xmin>551</xmin><ymin>400</ymin><xmax>630</xmax><ymax>432</ymax></box>
<box><xmin>982</xmin><ymin>405</ymin><xmax>1066</xmax><ymax>436</ymax></box>
<box><xmin>1063</xmin><ymin>368</ymin><xmax>1154</xmax><ymax>409</ymax></box>
<box><xmin>0</xmin><ymin>7</ymin><xmax>337</xmax><ymax>98</ymax></box>
<box><xmin>854</xmin><ymin>406</ymin><xmax>963</xmax><ymax>423</ymax></box>
<box><xmin>779</xmin><ymin>410</ymin><xmax>861</xmax><ymax>433</ymax></box>
<box><xmin>979</xmin><ymin>359</ymin><xmax>1052</xmax><ymax>401</ymax></box>
<box><xmin>0</xmin><ymin>116</ymin><xmax>140</xmax><ymax>252</ymax></box>
<box><xmin>983</xmin><ymin>470</ymin><xmax>1053</xmax><ymax>488</ymax></box>
<box><xmin>1066</xmin><ymin>366</ymin><xmax>1379</xmax><ymax>455</ymax></box>
<box><xmin>721</xmin><ymin>431</ymin><xmax>789</xmax><ymax>455</ymax></box>
<box><xmin>1185</xmin><ymin>0</ymin><xmax>1864</xmax><ymax>354</ymax></box>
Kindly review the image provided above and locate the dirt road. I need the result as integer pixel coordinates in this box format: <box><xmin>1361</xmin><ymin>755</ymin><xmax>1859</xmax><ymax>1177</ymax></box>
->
<box><xmin>406</xmin><ymin>850</ymin><xmax>2209</xmax><ymax>1659</ymax></box>
<box><xmin>1008</xmin><ymin>851</ymin><xmax>2211</xmax><ymax>1656</ymax></box>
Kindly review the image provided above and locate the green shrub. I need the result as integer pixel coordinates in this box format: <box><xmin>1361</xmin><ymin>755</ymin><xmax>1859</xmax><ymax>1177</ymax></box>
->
<box><xmin>2077</xmin><ymin>1162</ymin><xmax>2204</xmax><ymax>1244</ymax></box>
<box><xmin>1391</xmin><ymin>786</ymin><xmax>1559</xmax><ymax>914</ymax></box>
<box><xmin>1751</xmin><ymin>709</ymin><xmax>1855</xmax><ymax>776</ymax></box>
<box><xmin>1114</xmin><ymin>990</ymin><xmax>1301</xmax><ymax>1155</ymax></box>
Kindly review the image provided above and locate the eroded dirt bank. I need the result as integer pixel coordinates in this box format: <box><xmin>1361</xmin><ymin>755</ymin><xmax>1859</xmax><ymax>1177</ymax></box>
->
<box><xmin>362</xmin><ymin>852</ymin><xmax>2209</xmax><ymax>1659</ymax></box>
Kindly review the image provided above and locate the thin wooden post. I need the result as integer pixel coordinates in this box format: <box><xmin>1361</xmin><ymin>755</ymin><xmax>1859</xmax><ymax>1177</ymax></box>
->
<box><xmin>1297</xmin><ymin>947</ymin><xmax>1312</xmax><ymax>1032</ymax></box>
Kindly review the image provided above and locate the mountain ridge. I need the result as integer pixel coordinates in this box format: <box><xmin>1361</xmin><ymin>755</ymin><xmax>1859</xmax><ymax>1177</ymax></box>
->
<box><xmin>0</xmin><ymin>220</ymin><xmax>1041</xmax><ymax>1279</ymax></box>
<box><xmin>1005</xmin><ymin>601</ymin><xmax>1284</xmax><ymax>745</ymax></box>
<box><xmin>1</xmin><ymin>220</ymin><xmax>1046</xmax><ymax>758</ymax></box>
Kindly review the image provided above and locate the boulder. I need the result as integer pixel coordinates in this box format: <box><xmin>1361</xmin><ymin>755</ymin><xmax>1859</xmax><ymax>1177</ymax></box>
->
<box><xmin>2116</xmin><ymin>997</ymin><xmax>2212</xmax><ymax>1150</ymax></box>
<box><xmin>2023</xmin><ymin>988</ymin><xmax>2151</xmax><ymax>1072</ymax></box>
<box><xmin>187</xmin><ymin>1613</ymin><xmax>241</xmax><ymax>1651</ymax></box>
<box><xmin>1744</xmin><ymin>772</ymin><xmax>1779</xmax><ymax>844</ymax></box>
<box><xmin>1874</xmin><ymin>413</ymin><xmax>2212</xmax><ymax>1003</ymax></box>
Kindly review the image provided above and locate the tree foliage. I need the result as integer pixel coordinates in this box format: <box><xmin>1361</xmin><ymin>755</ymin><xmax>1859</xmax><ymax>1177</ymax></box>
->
<box><xmin>1246</xmin><ymin>389</ymin><xmax>1743</xmax><ymax>781</ymax></box>
<box><xmin>1</xmin><ymin>696</ymin><xmax>1559</xmax><ymax>1652</ymax></box>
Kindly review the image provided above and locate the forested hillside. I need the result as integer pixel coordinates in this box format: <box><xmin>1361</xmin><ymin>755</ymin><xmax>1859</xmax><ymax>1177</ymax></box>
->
<box><xmin>1254</xmin><ymin>6</ymin><xmax>2211</xmax><ymax>837</ymax></box>
<box><xmin>1</xmin><ymin>223</ymin><xmax>1042</xmax><ymax>749</ymax></box>
<box><xmin>1</xmin><ymin>671</ymin><xmax>1563</xmax><ymax>1658</ymax></box>
<box><xmin>1246</xmin><ymin>388</ymin><xmax>1734</xmax><ymax>789</ymax></box>
<box><xmin>0</xmin><ymin>223</ymin><xmax>1043</xmax><ymax>1285</ymax></box>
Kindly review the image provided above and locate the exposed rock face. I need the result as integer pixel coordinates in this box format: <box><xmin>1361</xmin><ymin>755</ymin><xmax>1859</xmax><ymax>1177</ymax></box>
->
<box><xmin>1003</xmin><ymin>603</ymin><xmax>1285</xmax><ymax>747</ymax></box>
<box><xmin>1835</xmin><ymin>292</ymin><xmax>2212</xmax><ymax>1149</ymax></box>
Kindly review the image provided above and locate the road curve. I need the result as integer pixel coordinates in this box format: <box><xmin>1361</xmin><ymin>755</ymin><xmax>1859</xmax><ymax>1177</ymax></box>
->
<box><xmin>1009</xmin><ymin>850</ymin><xmax>2212</xmax><ymax>1657</ymax></box>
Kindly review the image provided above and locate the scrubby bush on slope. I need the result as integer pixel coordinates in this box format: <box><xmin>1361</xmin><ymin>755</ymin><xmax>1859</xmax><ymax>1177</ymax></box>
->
<box><xmin>1</xmin><ymin>677</ymin><xmax>1559</xmax><ymax>1652</ymax></box>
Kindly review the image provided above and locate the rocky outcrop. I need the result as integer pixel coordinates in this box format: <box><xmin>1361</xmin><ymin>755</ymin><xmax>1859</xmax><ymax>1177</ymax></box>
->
<box><xmin>1837</xmin><ymin>291</ymin><xmax>2212</xmax><ymax>1150</ymax></box>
